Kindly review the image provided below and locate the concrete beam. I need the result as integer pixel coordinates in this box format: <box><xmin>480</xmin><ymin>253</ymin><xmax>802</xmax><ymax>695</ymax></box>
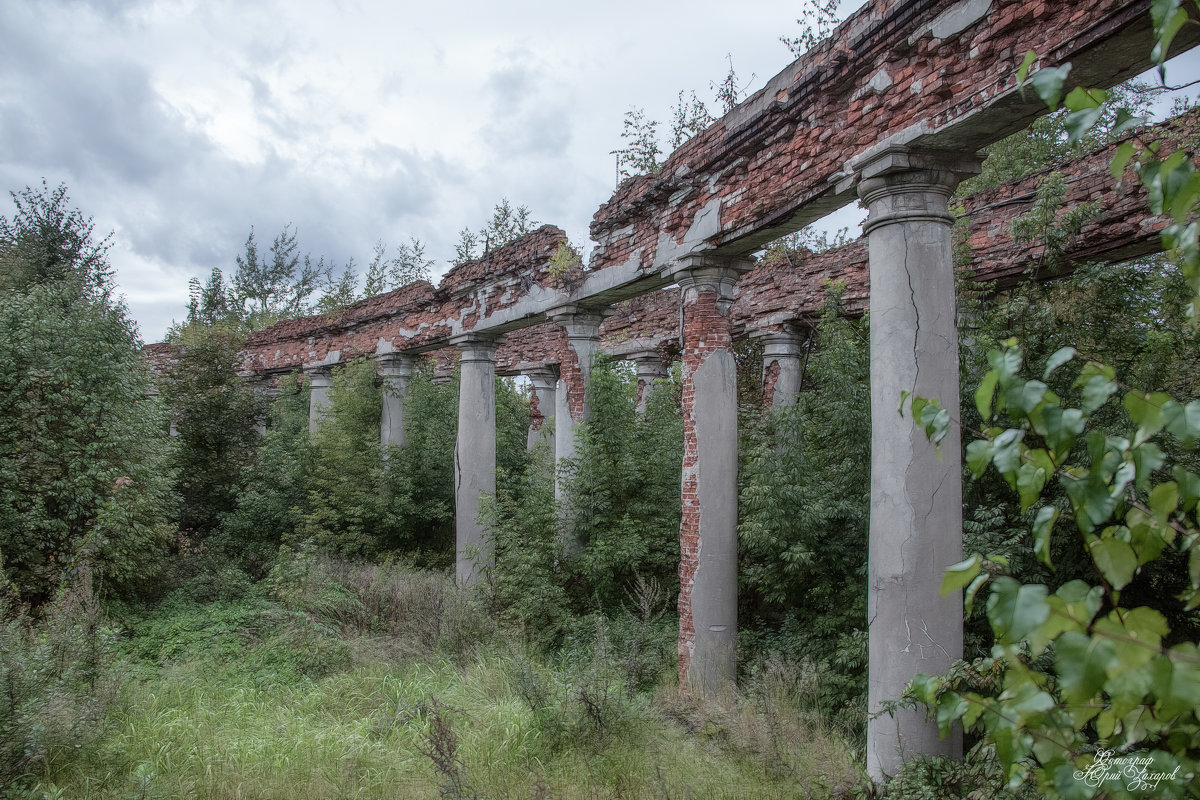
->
<box><xmin>855</xmin><ymin>146</ymin><xmax>981</xmax><ymax>780</ymax></box>
<box><xmin>452</xmin><ymin>332</ymin><xmax>504</xmax><ymax>587</ymax></box>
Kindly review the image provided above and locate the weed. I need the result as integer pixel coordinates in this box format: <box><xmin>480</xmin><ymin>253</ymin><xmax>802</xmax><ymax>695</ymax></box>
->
<box><xmin>418</xmin><ymin>697</ymin><xmax>476</xmax><ymax>800</ymax></box>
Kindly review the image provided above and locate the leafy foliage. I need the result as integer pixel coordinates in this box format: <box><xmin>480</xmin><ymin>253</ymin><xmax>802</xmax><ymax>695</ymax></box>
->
<box><xmin>231</xmin><ymin>224</ymin><xmax>324</xmax><ymax>327</ymax></box>
<box><xmin>0</xmin><ymin>184</ymin><xmax>174</xmax><ymax>604</ymax></box>
<box><xmin>738</xmin><ymin>296</ymin><xmax>871</xmax><ymax>722</ymax></box>
<box><xmin>910</xmin><ymin>342</ymin><xmax>1200</xmax><ymax>796</ymax></box>
<box><xmin>0</xmin><ymin>572</ymin><xmax>121</xmax><ymax>794</ymax></box>
<box><xmin>159</xmin><ymin>328</ymin><xmax>262</xmax><ymax>538</ymax></box>
<box><xmin>450</xmin><ymin>199</ymin><xmax>536</xmax><ymax>267</ymax></box>
<box><xmin>611</xmin><ymin>107</ymin><xmax>662</xmax><ymax>182</ymax></box>
<box><xmin>487</xmin><ymin>357</ymin><xmax>683</xmax><ymax>647</ymax></box>
<box><xmin>780</xmin><ymin>0</ymin><xmax>840</xmax><ymax>59</ymax></box>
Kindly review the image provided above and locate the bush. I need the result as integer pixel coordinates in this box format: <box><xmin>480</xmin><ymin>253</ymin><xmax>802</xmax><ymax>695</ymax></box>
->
<box><xmin>0</xmin><ymin>571</ymin><xmax>121</xmax><ymax>793</ymax></box>
<box><xmin>0</xmin><ymin>183</ymin><xmax>174</xmax><ymax>605</ymax></box>
<box><xmin>738</xmin><ymin>296</ymin><xmax>871</xmax><ymax>722</ymax></box>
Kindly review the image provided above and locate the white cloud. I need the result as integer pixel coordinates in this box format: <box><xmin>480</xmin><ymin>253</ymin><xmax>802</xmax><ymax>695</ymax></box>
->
<box><xmin>4</xmin><ymin>0</ymin><xmax>1195</xmax><ymax>342</ymax></box>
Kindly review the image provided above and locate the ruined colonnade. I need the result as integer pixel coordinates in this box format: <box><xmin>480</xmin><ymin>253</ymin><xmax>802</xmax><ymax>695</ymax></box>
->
<box><xmin>209</xmin><ymin>0</ymin><xmax>1200</xmax><ymax>781</ymax></box>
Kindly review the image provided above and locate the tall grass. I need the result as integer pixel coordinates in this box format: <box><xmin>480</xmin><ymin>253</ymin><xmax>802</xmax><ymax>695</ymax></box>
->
<box><xmin>14</xmin><ymin>556</ymin><xmax>864</xmax><ymax>799</ymax></box>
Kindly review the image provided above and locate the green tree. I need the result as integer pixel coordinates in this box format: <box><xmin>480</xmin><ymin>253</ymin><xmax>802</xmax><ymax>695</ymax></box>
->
<box><xmin>909</xmin><ymin>343</ymin><xmax>1200</xmax><ymax>797</ymax></box>
<box><xmin>738</xmin><ymin>293</ymin><xmax>870</xmax><ymax>721</ymax></box>
<box><xmin>780</xmin><ymin>0</ymin><xmax>840</xmax><ymax>59</ymax></box>
<box><xmin>451</xmin><ymin>200</ymin><xmax>537</xmax><ymax>266</ymax></box>
<box><xmin>231</xmin><ymin>224</ymin><xmax>323</xmax><ymax>326</ymax></box>
<box><xmin>611</xmin><ymin>108</ymin><xmax>662</xmax><ymax>181</ymax></box>
<box><xmin>159</xmin><ymin>327</ymin><xmax>262</xmax><ymax>539</ymax></box>
<box><xmin>0</xmin><ymin>183</ymin><xmax>174</xmax><ymax>604</ymax></box>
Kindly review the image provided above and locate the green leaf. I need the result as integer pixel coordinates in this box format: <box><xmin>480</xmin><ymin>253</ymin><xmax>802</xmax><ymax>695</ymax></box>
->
<box><xmin>1087</xmin><ymin>536</ymin><xmax>1138</xmax><ymax>590</ymax></box>
<box><xmin>1111</xmin><ymin>140</ymin><xmax>1137</xmax><ymax>181</ymax></box>
<box><xmin>936</xmin><ymin>691</ymin><xmax>969</xmax><ymax>737</ymax></box>
<box><xmin>1005</xmin><ymin>379</ymin><xmax>1048</xmax><ymax>416</ymax></box>
<box><xmin>964</xmin><ymin>573</ymin><xmax>989</xmax><ymax>616</ymax></box>
<box><xmin>1126</xmin><ymin>508</ymin><xmax>1172</xmax><ymax>565</ymax></box>
<box><xmin>1094</xmin><ymin>607</ymin><xmax>1168</xmax><ymax>673</ymax></box>
<box><xmin>1017</xmin><ymin>463</ymin><xmax>1047</xmax><ymax>513</ymax></box>
<box><xmin>1027</xmin><ymin>594</ymin><xmax>1079</xmax><ymax>656</ymax></box>
<box><xmin>1055</xmin><ymin>630</ymin><xmax>1117</xmax><ymax>705</ymax></box>
<box><xmin>992</xmin><ymin>428</ymin><xmax>1024</xmax><ymax>480</ymax></box>
<box><xmin>975</xmin><ymin>370</ymin><xmax>999</xmax><ymax>419</ymax></box>
<box><xmin>1131</xmin><ymin>442</ymin><xmax>1165</xmax><ymax>493</ymax></box>
<box><xmin>1123</xmin><ymin>390</ymin><xmax>1169</xmax><ymax>441</ymax></box>
<box><xmin>987</xmin><ymin>577</ymin><xmax>1050</xmax><ymax>644</ymax></box>
<box><xmin>1042</xmin><ymin>346</ymin><xmax>1076</xmax><ymax>379</ymax></box>
<box><xmin>1176</xmin><ymin>467</ymin><xmax>1200</xmax><ymax>511</ymax></box>
<box><xmin>1016</xmin><ymin>49</ymin><xmax>1038</xmax><ymax>85</ymax></box>
<box><xmin>1065</xmin><ymin>107</ymin><xmax>1106</xmax><ymax>145</ymax></box>
<box><xmin>1063</xmin><ymin>87</ymin><xmax>1106</xmax><ymax>113</ymax></box>
<box><xmin>1111</xmin><ymin>109</ymin><xmax>1145</xmax><ymax>139</ymax></box>
<box><xmin>1056</xmin><ymin>580</ymin><xmax>1103</xmax><ymax>627</ymax></box>
<box><xmin>1162</xmin><ymin>399</ymin><xmax>1200</xmax><ymax>445</ymax></box>
<box><xmin>1149</xmin><ymin>481</ymin><xmax>1178</xmax><ymax>524</ymax></box>
<box><xmin>966</xmin><ymin>438</ymin><xmax>993</xmax><ymax>478</ymax></box>
<box><xmin>1079</xmin><ymin>375</ymin><xmax>1117</xmax><ymax>413</ymax></box>
<box><xmin>1152</xmin><ymin>4</ymin><xmax>1189</xmax><ymax>66</ymax></box>
<box><xmin>988</xmin><ymin>346</ymin><xmax>1022</xmax><ymax>382</ymax></box>
<box><xmin>1032</xmin><ymin>506</ymin><xmax>1058</xmax><ymax>568</ymax></box>
<box><xmin>941</xmin><ymin>555</ymin><xmax>982</xmax><ymax>596</ymax></box>
<box><xmin>1191</xmin><ymin>544</ymin><xmax>1200</xmax><ymax>592</ymax></box>
<box><xmin>1040</xmin><ymin>406</ymin><xmax>1085</xmax><ymax>461</ymax></box>
<box><xmin>1029</xmin><ymin>63</ymin><xmax>1072</xmax><ymax>110</ymax></box>
<box><xmin>1152</xmin><ymin>644</ymin><xmax>1200</xmax><ymax>718</ymax></box>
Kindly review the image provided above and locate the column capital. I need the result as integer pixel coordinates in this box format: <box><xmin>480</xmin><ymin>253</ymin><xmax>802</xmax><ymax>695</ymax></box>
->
<box><xmin>627</xmin><ymin>348</ymin><xmax>668</xmax><ymax>370</ymax></box>
<box><xmin>752</xmin><ymin>327</ymin><xmax>809</xmax><ymax>358</ymax></box>
<box><xmin>450</xmin><ymin>332</ymin><xmax>505</xmax><ymax>363</ymax></box>
<box><xmin>376</xmin><ymin>351</ymin><xmax>414</xmax><ymax>378</ymax></box>
<box><xmin>523</xmin><ymin>365</ymin><xmax>558</xmax><ymax>390</ymax></box>
<box><xmin>547</xmin><ymin>305</ymin><xmax>610</xmax><ymax>338</ymax></box>
<box><xmin>666</xmin><ymin>252</ymin><xmax>754</xmax><ymax>286</ymax></box>
<box><xmin>841</xmin><ymin>146</ymin><xmax>983</xmax><ymax>233</ymax></box>
<box><xmin>303</xmin><ymin>364</ymin><xmax>333</xmax><ymax>387</ymax></box>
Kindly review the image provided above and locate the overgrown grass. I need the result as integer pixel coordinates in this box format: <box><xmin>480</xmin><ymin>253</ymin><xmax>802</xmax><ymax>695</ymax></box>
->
<box><xmin>11</xmin><ymin>556</ymin><xmax>864</xmax><ymax>799</ymax></box>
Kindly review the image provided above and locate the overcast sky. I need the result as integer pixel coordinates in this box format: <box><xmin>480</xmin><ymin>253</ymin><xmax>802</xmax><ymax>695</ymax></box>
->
<box><xmin>2</xmin><ymin>1</ymin><xmax>1197</xmax><ymax>343</ymax></box>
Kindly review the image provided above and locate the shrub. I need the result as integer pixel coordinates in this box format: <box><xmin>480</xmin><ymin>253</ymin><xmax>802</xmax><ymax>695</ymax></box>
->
<box><xmin>0</xmin><ymin>183</ymin><xmax>174</xmax><ymax>605</ymax></box>
<box><xmin>0</xmin><ymin>571</ymin><xmax>121</xmax><ymax>793</ymax></box>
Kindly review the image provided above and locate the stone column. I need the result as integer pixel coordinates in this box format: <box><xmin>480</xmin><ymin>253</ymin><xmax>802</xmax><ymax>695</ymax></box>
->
<box><xmin>671</xmin><ymin>253</ymin><xmax>752</xmax><ymax>696</ymax></box>
<box><xmin>629</xmin><ymin>350</ymin><xmax>669</xmax><ymax>415</ymax></box>
<box><xmin>305</xmin><ymin>366</ymin><xmax>333</xmax><ymax>434</ymax></box>
<box><xmin>525</xmin><ymin>366</ymin><xmax>557</xmax><ymax>452</ymax></box>
<box><xmin>549</xmin><ymin>307</ymin><xmax>604</xmax><ymax>473</ymax></box>
<box><xmin>451</xmin><ymin>333</ymin><xmax>502</xmax><ymax>587</ymax></box>
<box><xmin>851</xmin><ymin>146</ymin><xmax>980</xmax><ymax>780</ymax></box>
<box><xmin>549</xmin><ymin>307</ymin><xmax>605</xmax><ymax>555</ymax></box>
<box><xmin>758</xmin><ymin>329</ymin><xmax>807</xmax><ymax>408</ymax></box>
<box><xmin>378</xmin><ymin>352</ymin><xmax>413</xmax><ymax>449</ymax></box>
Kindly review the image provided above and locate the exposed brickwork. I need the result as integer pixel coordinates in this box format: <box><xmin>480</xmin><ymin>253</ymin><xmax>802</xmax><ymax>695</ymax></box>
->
<box><xmin>676</xmin><ymin>278</ymin><xmax>736</xmax><ymax>682</ymax></box>
<box><xmin>140</xmin><ymin>341</ymin><xmax>178</xmax><ymax>383</ymax></box>
<box><xmin>589</xmin><ymin>0</ymin><xmax>1180</xmax><ymax>275</ymax></box>
<box><xmin>163</xmin><ymin>111</ymin><xmax>1198</xmax><ymax>395</ymax></box>
<box><xmin>528</xmin><ymin>389</ymin><xmax>544</xmax><ymax>431</ymax></box>
<box><xmin>762</xmin><ymin>359</ymin><xmax>782</xmax><ymax>407</ymax></box>
<box><xmin>559</xmin><ymin>332</ymin><xmax>586</xmax><ymax>423</ymax></box>
<box><xmin>238</xmin><ymin>226</ymin><xmax>567</xmax><ymax>375</ymax></box>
